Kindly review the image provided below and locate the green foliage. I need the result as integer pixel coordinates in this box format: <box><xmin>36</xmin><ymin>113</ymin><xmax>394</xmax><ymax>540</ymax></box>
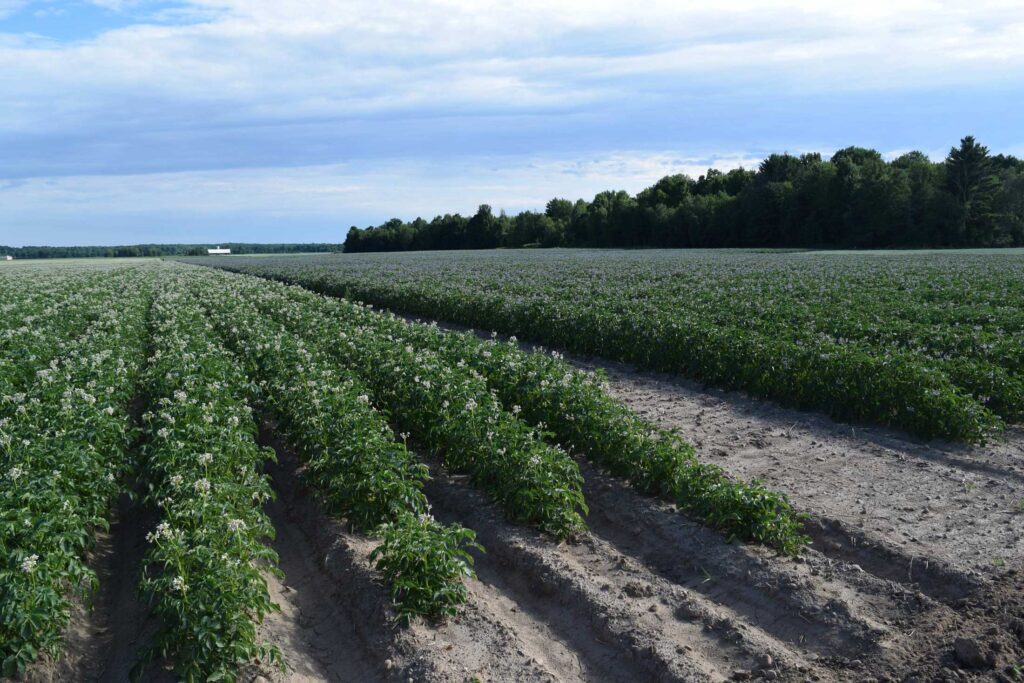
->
<box><xmin>370</xmin><ymin>513</ymin><xmax>482</xmax><ymax>623</ymax></box>
<box><xmin>195</xmin><ymin>262</ymin><xmax>813</xmax><ymax>551</ymax></box>
<box><xmin>224</xmin><ymin>276</ymin><xmax>589</xmax><ymax>538</ymax></box>
<box><xmin>0</xmin><ymin>268</ymin><xmax>150</xmax><ymax>675</ymax></box>
<box><xmin>253</xmin><ymin>278</ymin><xmax>805</xmax><ymax>552</ymax></box>
<box><xmin>341</xmin><ymin>136</ymin><xmax>1024</xmax><ymax>252</ymax></box>
<box><xmin>209</xmin><ymin>249</ymin><xmax>1022</xmax><ymax>443</ymax></box>
<box><xmin>136</xmin><ymin>276</ymin><xmax>281</xmax><ymax>681</ymax></box>
<box><xmin>434</xmin><ymin>335</ymin><xmax>808</xmax><ymax>553</ymax></box>
<box><xmin>188</xmin><ymin>272</ymin><xmax>482</xmax><ymax>621</ymax></box>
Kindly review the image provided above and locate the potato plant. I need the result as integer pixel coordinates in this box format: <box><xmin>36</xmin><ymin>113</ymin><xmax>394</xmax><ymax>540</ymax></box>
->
<box><xmin>0</xmin><ymin>269</ymin><xmax>133</xmax><ymax>403</ymax></box>
<box><xmin>0</xmin><ymin>269</ymin><xmax>150</xmax><ymax>676</ymax></box>
<box><xmin>212</xmin><ymin>271</ymin><xmax>588</xmax><ymax>538</ymax></box>
<box><xmin>434</xmin><ymin>333</ymin><xmax>809</xmax><ymax>553</ymax></box>
<box><xmin>136</xmin><ymin>277</ymin><xmax>281</xmax><ymax>681</ymax></box>
<box><xmin>205</xmin><ymin>250</ymin><xmax>1024</xmax><ymax>442</ymax></box>
<box><xmin>227</xmin><ymin>269</ymin><xmax>808</xmax><ymax>552</ymax></box>
<box><xmin>190</xmin><ymin>275</ymin><xmax>482</xmax><ymax>621</ymax></box>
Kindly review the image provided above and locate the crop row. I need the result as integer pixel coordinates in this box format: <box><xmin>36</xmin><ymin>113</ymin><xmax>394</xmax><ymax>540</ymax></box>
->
<box><xmin>0</xmin><ymin>269</ymin><xmax>140</xmax><ymax>400</ymax></box>
<box><xmin>415</xmin><ymin>328</ymin><xmax>807</xmax><ymax>552</ymax></box>
<box><xmin>136</xmin><ymin>275</ymin><xmax>281</xmax><ymax>680</ymax></box>
<box><xmin>203</xmin><ymin>251</ymin><xmax>1023</xmax><ymax>442</ymax></box>
<box><xmin>188</xmin><ymin>275</ymin><xmax>481</xmax><ymax>621</ymax></box>
<box><xmin>193</xmin><ymin>265</ymin><xmax>806</xmax><ymax>553</ymax></box>
<box><xmin>0</xmin><ymin>270</ymin><xmax>151</xmax><ymax>677</ymax></box>
<box><xmin>210</xmin><ymin>270</ymin><xmax>589</xmax><ymax>539</ymax></box>
<box><xmin>270</xmin><ymin>278</ymin><xmax>808</xmax><ymax>552</ymax></box>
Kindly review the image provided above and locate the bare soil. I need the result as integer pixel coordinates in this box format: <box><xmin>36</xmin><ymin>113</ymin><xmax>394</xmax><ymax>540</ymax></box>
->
<box><xmin>19</xmin><ymin>334</ymin><xmax>1024</xmax><ymax>683</ymax></box>
<box><xmin>581</xmin><ymin>357</ymin><xmax>1024</xmax><ymax>584</ymax></box>
<box><xmin>22</xmin><ymin>492</ymin><xmax>169</xmax><ymax>683</ymax></box>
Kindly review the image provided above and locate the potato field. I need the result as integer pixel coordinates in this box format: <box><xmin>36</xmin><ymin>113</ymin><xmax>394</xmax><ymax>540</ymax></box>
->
<box><xmin>2</xmin><ymin>253</ymin><xmax>1023</xmax><ymax>683</ymax></box>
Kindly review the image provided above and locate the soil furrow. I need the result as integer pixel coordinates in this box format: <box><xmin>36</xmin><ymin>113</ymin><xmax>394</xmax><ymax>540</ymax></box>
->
<box><xmin>576</xmin><ymin>458</ymin><xmax>901</xmax><ymax>658</ymax></box>
<box><xmin>257</xmin><ymin>424</ymin><xmax>576</xmax><ymax>683</ymax></box>
<box><xmin>25</xmin><ymin>493</ymin><xmax>164</xmax><ymax>683</ymax></box>
<box><xmin>251</xmin><ymin>463</ymin><xmax>388</xmax><ymax>683</ymax></box>
<box><xmin>588</xmin><ymin>359</ymin><xmax>1024</xmax><ymax>583</ymax></box>
<box><xmin>421</xmin><ymin>463</ymin><xmax>779</xmax><ymax>683</ymax></box>
<box><xmin>803</xmin><ymin>515</ymin><xmax>983</xmax><ymax>604</ymax></box>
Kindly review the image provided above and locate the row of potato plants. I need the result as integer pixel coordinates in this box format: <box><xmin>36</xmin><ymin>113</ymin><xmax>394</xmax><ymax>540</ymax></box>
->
<box><xmin>188</xmin><ymin>274</ymin><xmax>481</xmax><ymax>621</ymax></box>
<box><xmin>0</xmin><ymin>270</ymin><xmax>129</xmax><ymax>401</ymax></box>
<box><xmin>398</xmin><ymin>326</ymin><xmax>807</xmax><ymax>553</ymax></box>
<box><xmin>136</xmin><ymin>276</ymin><xmax>281</xmax><ymax>680</ymax></box>
<box><xmin>252</xmin><ymin>279</ymin><xmax>808</xmax><ymax>553</ymax></box>
<box><xmin>323</xmin><ymin>276</ymin><xmax>1001</xmax><ymax>442</ymax></box>
<box><xmin>194</xmin><ymin>266</ymin><xmax>588</xmax><ymax>539</ymax></box>
<box><xmin>0</xmin><ymin>270</ymin><xmax>151</xmax><ymax>676</ymax></box>
<box><xmin>205</xmin><ymin>253</ymin><xmax>1014</xmax><ymax>442</ymax></box>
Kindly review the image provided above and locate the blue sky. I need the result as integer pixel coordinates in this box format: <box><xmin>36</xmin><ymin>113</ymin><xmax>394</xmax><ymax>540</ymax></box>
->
<box><xmin>1</xmin><ymin>0</ymin><xmax>1023</xmax><ymax>246</ymax></box>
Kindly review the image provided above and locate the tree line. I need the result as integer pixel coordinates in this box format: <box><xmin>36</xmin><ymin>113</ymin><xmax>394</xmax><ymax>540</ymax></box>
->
<box><xmin>0</xmin><ymin>243</ymin><xmax>342</xmax><ymax>260</ymax></box>
<box><xmin>344</xmin><ymin>137</ymin><xmax>1024</xmax><ymax>252</ymax></box>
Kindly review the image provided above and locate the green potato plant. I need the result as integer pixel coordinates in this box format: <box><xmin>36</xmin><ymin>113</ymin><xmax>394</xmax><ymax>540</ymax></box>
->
<box><xmin>135</xmin><ymin>276</ymin><xmax>281</xmax><ymax>681</ymax></box>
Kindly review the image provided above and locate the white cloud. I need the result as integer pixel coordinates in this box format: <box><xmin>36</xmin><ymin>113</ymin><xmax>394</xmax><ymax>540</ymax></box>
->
<box><xmin>0</xmin><ymin>150</ymin><xmax>760</xmax><ymax>232</ymax></box>
<box><xmin>0</xmin><ymin>0</ymin><xmax>28</xmax><ymax>17</ymax></box>
<box><xmin>2</xmin><ymin>0</ymin><xmax>1024</xmax><ymax>134</ymax></box>
<box><xmin>0</xmin><ymin>0</ymin><xmax>1021</xmax><ymax>244</ymax></box>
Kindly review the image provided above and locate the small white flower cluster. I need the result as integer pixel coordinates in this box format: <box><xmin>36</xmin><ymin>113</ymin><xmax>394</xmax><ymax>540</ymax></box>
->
<box><xmin>193</xmin><ymin>478</ymin><xmax>211</xmax><ymax>495</ymax></box>
<box><xmin>197</xmin><ymin>452</ymin><xmax>214</xmax><ymax>466</ymax></box>
<box><xmin>146</xmin><ymin>521</ymin><xmax>174</xmax><ymax>543</ymax></box>
<box><xmin>20</xmin><ymin>554</ymin><xmax>39</xmax><ymax>573</ymax></box>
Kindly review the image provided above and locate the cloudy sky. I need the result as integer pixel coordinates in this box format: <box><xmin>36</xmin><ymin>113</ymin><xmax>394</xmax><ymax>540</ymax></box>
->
<box><xmin>1</xmin><ymin>1</ymin><xmax>1023</xmax><ymax>246</ymax></box>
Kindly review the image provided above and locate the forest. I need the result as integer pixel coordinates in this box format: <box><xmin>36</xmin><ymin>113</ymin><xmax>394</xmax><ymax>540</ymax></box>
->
<box><xmin>344</xmin><ymin>136</ymin><xmax>1024</xmax><ymax>252</ymax></box>
<box><xmin>0</xmin><ymin>242</ymin><xmax>341</xmax><ymax>260</ymax></box>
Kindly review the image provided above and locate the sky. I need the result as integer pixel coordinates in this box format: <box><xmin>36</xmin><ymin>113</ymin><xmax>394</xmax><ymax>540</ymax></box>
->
<box><xmin>1</xmin><ymin>1</ymin><xmax>1023</xmax><ymax>246</ymax></box>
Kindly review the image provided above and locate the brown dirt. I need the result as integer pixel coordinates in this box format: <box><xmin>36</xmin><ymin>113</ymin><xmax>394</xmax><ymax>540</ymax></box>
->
<box><xmin>17</xmin><ymin>334</ymin><xmax>1024</xmax><ymax>683</ymax></box>
<box><xmin>580</xmin><ymin>357</ymin><xmax>1024</xmax><ymax>584</ymax></box>
<box><xmin>22</xmin><ymin>493</ymin><xmax>169</xmax><ymax>683</ymax></box>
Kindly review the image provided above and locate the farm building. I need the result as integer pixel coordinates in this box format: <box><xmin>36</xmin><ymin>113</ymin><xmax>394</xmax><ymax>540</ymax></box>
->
<box><xmin>3</xmin><ymin>255</ymin><xmax>12</xmax><ymax>261</ymax></box>
<box><xmin>207</xmin><ymin>247</ymin><xmax>231</xmax><ymax>255</ymax></box>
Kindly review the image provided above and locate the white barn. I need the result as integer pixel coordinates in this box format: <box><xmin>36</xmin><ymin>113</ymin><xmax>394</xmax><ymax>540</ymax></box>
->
<box><xmin>207</xmin><ymin>246</ymin><xmax>231</xmax><ymax>255</ymax></box>
<box><xmin>3</xmin><ymin>255</ymin><xmax>12</xmax><ymax>261</ymax></box>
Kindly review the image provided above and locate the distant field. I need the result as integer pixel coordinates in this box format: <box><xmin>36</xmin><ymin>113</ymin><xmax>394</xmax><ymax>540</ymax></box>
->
<box><xmin>193</xmin><ymin>248</ymin><xmax>1024</xmax><ymax>442</ymax></box>
<box><xmin>0</xmin><ymin>256</ymin><xmax>159</xmax><ymax>268</ymax></box>
<box><xmin>6</xmin><ymin>256</ymin><xmax>1024</xmax><ymax>681</ymax></box>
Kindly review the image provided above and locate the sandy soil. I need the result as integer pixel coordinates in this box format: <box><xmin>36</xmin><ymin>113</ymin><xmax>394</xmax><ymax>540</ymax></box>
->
<box><xmin>245</xmin><ymin>423</ymin><xmax>1024</xmax><ymax>682</ymax></box>
<box><xmin>19</xmin><ymin>334</ymin><xmax>1024</xmax><ymax>683</ymax></box>
<box><xmin>576</xmin><ymin>356</ymin><xmax>1024</xmax><ymax>584</ymax></box>
<box><xmin>23</xmin><ymin>493</ymin><xmax>169</xmax><ymax>683</ymax></box>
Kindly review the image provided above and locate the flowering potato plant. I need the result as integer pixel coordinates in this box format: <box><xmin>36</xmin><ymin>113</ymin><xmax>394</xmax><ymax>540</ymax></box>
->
<box><xmin>370</xmin><ymin>512</ymin><xmax>482</xmax><ymax>623</ymax></box>
<box><xmin>205</xmin><ymin>250</ymin><xmax>1024</xmax><ymax>443</ymax></box>
<box><xmin>135</xmin><ymin>277</ymin><xmax>281</xmax><ymax>681</ymax></box>
<box><xmin>0</xmin><ymin>269</ymin><xmax>132</xmax><ymax>407</ymax></box>
<box><xmin>435</xmin><ymin>333</ymin><xmax>809</xmax><ymax>553</ymax></box>
<box><xmin>0</xmin><ymin>269</ymin><xmax>150</xmax><ymax>676</ymax></box>
<box><xmin>190</xmin><ymin>275</ymin><xmax>482</xmax><ymax>621</ymax></box>
<box><xmin>213</xmin><ymin>268</ymin><xmax>807</xmax><ymax>553</ymax></box>
<box><xmin>224</xmin><ymin>273</ymin><xmax>588</xmax><ymax>538</ymax></box>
